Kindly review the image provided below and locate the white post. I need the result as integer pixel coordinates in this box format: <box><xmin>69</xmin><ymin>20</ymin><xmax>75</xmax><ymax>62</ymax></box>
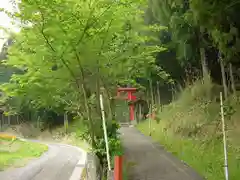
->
<box><xmin>220</xmin><ymin>92</ymin><xmax>229</xmax><ymax>180</ymax></box>
<box><xmin>99</xmin><ymin>94</ymin><xmax>111</xmax><ymax>171</ymax></box>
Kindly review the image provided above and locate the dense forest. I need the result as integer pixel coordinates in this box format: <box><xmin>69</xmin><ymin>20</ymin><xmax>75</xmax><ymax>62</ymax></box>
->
<box><xmin>1</xmin><ymin>0</ymin><xmax>240</xmax><ymax>115</ymax></box>
<box><xmin>1</xmin><ymin>0</ymin><xmax>240</xmax><ymax>179</ymax></box>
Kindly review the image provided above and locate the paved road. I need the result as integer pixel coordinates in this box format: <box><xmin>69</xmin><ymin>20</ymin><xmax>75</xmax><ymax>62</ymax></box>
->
<box><xmin>0</xmin><ymin>142</ymin><xmax>85</xmax><ymax>180</ymax></box>
<box><xmin>120</xmin><ymin>127</ymin><xmax>204</xmax><ymax>180</ymax></box>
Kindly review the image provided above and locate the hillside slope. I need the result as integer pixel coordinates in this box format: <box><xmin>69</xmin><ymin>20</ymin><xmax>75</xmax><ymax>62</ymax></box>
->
<box><xmin>138</xmin><ymin>79</ymin><xmax>240</xmax><ymax>180</ymax></box>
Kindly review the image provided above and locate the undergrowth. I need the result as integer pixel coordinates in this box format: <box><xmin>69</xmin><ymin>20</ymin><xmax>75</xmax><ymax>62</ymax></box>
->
<box><xmin>138</xmin><ymin>77</ymin><xmax>240</xmax><ymax>180</ymax></box>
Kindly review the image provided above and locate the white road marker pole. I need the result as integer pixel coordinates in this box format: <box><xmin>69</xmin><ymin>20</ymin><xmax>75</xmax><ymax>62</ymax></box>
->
<box><xmin>100</xmin><ymin>94</ymin><xmax>111</xmax><ymax>171</ymax></box>
<box><xmin>220</xmin><ymin>92</ymin><xmax>229</xmax><ymax>180</ymax></box>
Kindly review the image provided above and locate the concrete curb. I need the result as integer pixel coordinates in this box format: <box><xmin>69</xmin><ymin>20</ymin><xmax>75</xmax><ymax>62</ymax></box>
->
<box><xmin>83</xmin><ymin>152</ymin><xmax>101</xmax><ymax>180</ymax></box>
<box><xmin>69</xmin><ymin>154</ymin><xmax>86</xmax><ymax>180</ymax></box>
<box><xmin>60</xmin><ymin>144</ymin><xmax>87</xmax><ymax>180</ymax></box>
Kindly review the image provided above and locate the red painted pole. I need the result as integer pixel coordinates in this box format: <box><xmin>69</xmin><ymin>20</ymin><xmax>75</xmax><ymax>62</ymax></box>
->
<box><xmin>114</xmin><ymin>156</ymin><xmax>123</xmax><ymax>180</ymax></box>
<box><xmin>128</xmin><ymin>92</ymin><xmax>135</xmax><ymax>121</ymax></box>
<box><xmin>129</xmin><ymin>104</ymin><xmax>134</xmax><ymax>121</ymax></box>
<box><xmin>127</xmin><ymin>91</ymin><xmax>132</xmax><ymax>100</ymax></box>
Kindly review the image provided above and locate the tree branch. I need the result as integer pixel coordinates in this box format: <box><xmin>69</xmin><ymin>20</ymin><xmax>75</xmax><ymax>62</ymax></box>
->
<box><xmin>37</xmin><ymin>9</ymin><xmax>80</xmax><ymax>88</ymax></box>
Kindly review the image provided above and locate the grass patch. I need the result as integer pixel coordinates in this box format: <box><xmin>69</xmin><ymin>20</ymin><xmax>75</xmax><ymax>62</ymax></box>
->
<box><xmin>137</xmin><ymin>78</ymin><xmax>240</xmax><ymax>180</ymax></box>
<box><xmin>0</xmin><ymin>138</ymin><xmax>48</xmax><ymax>170</ymax></box>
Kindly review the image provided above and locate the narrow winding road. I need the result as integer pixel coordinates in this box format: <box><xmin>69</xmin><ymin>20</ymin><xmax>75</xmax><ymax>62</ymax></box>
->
<box><xmin>0</xmin><ymin>141</ymin><xmax>86</xmax><ymax>180</ymax></box>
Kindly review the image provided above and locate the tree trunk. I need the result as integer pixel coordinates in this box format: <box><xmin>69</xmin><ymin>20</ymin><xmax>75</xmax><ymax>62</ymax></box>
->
<box><xmin>171</xmin><ymin>83</ymin><xmax>175</xmax><ymax>101</ymax></box>
<box><xmin>146</xmin><ymin>86</ymin><xmax>151</xmax><ymax>134</ymax></box>
<box><xmin>149</xmin><ymin>79</ymin><xmax>154</xmax><ymax>136</ymax></box>
<box><xmin>37</xmin><ymin>116</ymin><xmax>40</xmax><ymax>128</ymax></box>
<box><xmin>109</xmin><ymin>97</ymin><xmax>115</xmax><ymax>120</ymax></box>
<box><xmin>99</xmin><ymin>81</ymin><xmax>114</xmax><ymax>121</ymax></box>
<box><xmin>0</xmin><ymin>115</ymin><xmax>2</xmax><ymax>130</ymax></box>
<box><xmin>64</xmin><ymin>112</ymin><xmax>68</xmax><ymax>134</ymax></box>
<box><xmin>16</xmin><ymin>115</ymin><xmax>19</xmax><ymax>124</ymax></box>
<box><xmin>8</xmin><ymin>115</ymin><xmax>10</xmax><ymax>125</ymax></box>
<box><xmin>199</xmin><ymin>27</ymin><xmax>209</xmax><ymax>81</ymax></box>
<box><xmin>101</xmin><ymin>86</ymin><xmax>113</xmax><ymax>121</ymax></box>
<box><xmin>200</xmin><ymin>47</ymin><xmax>208</xmax><ymax>79</ymax></box>
<box><xmin>81</xmin><ymin>83</ymin><xmax>96</xmax><ymax>147</ymax></box>
<box><xmin>229</xmin><ymin>63</ymin><xmax>236</xmax><ymax>96</ymax></box>
<box><xmin>77</xmin><ymin>58</ymin><xmax>96</xmax><ymax>148</ymax></box>
<box><xmin>149</xmin><ymin>79</ymin><xmax>154</xmax><ymax>113</ymax></box>
<box><xmin>138</xmin><ymin>104</ymin><xmax>142</xmax><ymax>122</ymax></box>
<box><xmin>146</xmin><ymin>89</ymin><xmax>151</xmax><ymax>112</ymax></box>
<box><xmin>2</xmin><ymin>114</ymin><xmax>4</xmax><ymax>125</ymax></box>
<box><xmin>95</xmin><ymin>66</ymin><xmax>101</xmax><ymax>116</ymax></box>
<box><xmin>219</xmin><ymin>53</ymin><xmax>228</xmax><ymax>99</ymax></box>
<box><xmin>157</xmin><ymin>81</ymin><xmax>162</xmax><ymax>111</ymax></box>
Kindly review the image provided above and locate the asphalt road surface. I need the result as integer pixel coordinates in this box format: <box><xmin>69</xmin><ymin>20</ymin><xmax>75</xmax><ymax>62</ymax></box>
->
<box><xmin>120</xmin><ymin>127</ymin><xmax>204</xmax><ymax>180</ymax></box>
<box><xmin>0</xmin><ymin>142</ymin><xmax>84</xmax><ymax>180</ymax></box>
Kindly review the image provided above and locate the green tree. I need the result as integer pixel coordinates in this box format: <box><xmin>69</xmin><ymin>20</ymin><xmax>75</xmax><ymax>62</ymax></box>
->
<box><xmin>0</xmin><ymin>0</ymin><xmax>169</xmax><ymax>169</ymax></box>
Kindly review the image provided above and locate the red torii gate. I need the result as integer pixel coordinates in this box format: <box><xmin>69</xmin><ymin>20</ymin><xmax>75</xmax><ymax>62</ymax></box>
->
<box><xmin>116</xmin><ymin>87</ymin><xmax>137</xmax><ymax>121</ymax></box>
<box><xmin>114</xmin><ymin>87</ymin><xmax>137</xmax><ymax>180</ymax></box>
